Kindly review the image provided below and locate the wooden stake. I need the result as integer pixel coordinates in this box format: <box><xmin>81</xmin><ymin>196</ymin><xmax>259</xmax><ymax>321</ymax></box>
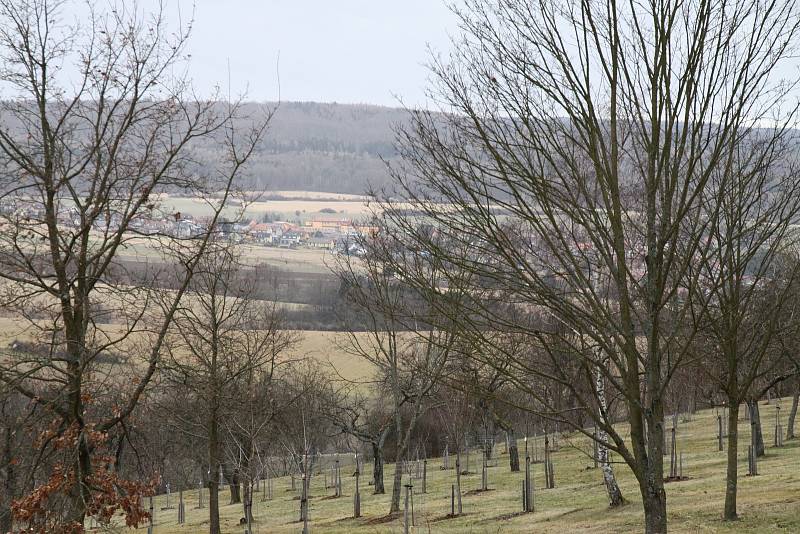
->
<box><xmin>147</xmin><ymin>496</ymin><xmax>154</xmax><ymax>534</ymax></box>
<box><xmin>178</xmin><ymin>490</ymin><xmax>185</xmax><ymax>524</ymax></box>
<box><xmin>525</xmin><ymin>455</ymin><xmax>533</xmax><ymax>512</ymax></box>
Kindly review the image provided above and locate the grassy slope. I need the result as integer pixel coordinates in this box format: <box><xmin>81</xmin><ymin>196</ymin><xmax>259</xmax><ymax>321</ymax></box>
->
<box><xmin>117</xmin><ymin>399</ymin><xmax>800</xmax><ymax>533</ymax></box>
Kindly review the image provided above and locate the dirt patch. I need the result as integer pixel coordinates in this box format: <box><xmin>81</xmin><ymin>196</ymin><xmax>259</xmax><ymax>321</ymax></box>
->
<box><xmin>483</xmin><ymin>511</ymin><xmax>529</xmax><ymax>522</ymax></box>
<box><xmin>332</xmin><ymin>516</ymin><xmax>367</xmax><ymax>525</ymax></box>
<box><xmin>464</xmin><ymin>488</ymin><xmax>495</xmax><ymax>496</ymax></box>
<box><xmin>365</xmin><ymin>513</ymin><xmax>401</xmax><ymax>525</ymax></box>
<box><xmin>430</xmin><ymin>512</ymin><xmax>474</xmax><ymax>523</ymax></box>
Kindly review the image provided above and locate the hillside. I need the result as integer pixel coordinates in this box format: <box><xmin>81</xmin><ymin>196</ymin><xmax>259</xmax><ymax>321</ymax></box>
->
<box><xmin>227</xmin><ymin>102</ymin><xmax>406</xmax><ymax>194</ymax></box>
<box><xmin>117</xmin><ymin>399</ymin><xmax>800</xmax><ymax>533</ymax></box>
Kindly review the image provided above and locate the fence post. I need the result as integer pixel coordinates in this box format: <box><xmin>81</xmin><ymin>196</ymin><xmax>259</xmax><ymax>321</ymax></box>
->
<box><xmin>422</xmin><ymin>459</ymin><xmax>427</xmax><ymax>494</ymax></box>
<box><xmin>147</xmin><ymin>496</ymin><xmax>154</xmax><ymax>534</ymax></box>
<box><xmin>354</xmin><ymin>457</ymin><xmax>361</xmax><ymax>519</ymax></box>
<box><xmin>521</xmin><ymin>479</ymin><xmax>527</xmax><ymax>512</ymax></box>
<box><xmin>481</xmin><ymin>452</ymin><xmax>488</xmax><ymax>491</ymax></box>
<box><xmin>525</xmin><ymin>455</ymin><xmax>533</xmax><ymax>512</ymax></box>
<box><xmin>670</xmin><ymin>426</ymin><xmax>677</xmax><ymax>478</ymax></box>
<box><xmin>455</xmin><ymin>452</ymin><xmax>462</xmax><ymax>515</ymax></box>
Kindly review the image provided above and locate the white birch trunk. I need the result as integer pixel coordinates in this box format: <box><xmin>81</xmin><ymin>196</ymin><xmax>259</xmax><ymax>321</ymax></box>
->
<box><xmin>595</xmin><ymin>352</ymin><xmax>624</xmax><ymax>506</ymax></box>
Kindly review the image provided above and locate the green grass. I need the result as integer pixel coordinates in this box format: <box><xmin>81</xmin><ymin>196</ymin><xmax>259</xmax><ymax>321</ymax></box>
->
<box><xmin>100</xmin><ymin>399</ymin><xmax>800</xmax><ymax>533</ymax></box>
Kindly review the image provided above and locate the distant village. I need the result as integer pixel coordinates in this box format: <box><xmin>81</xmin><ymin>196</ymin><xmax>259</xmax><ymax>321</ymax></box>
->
<box><xmin>216</xmin><ymin>214</ymin><xmax>379</xmax><ymax>255</ymax></box>
<box><xmin>0</xmin><ymin>198</ymin><xmax>377</xmax><ymax>255</ymax></box>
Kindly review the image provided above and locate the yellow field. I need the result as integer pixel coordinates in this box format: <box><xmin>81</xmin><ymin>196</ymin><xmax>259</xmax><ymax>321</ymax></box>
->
<box><xmin>293</xmin><ymin>330</ymin><xmax>376</xmax><ymax>383</ymax></box>
<box><xmin>0</xmin><ymin>315</ymin><xmax>374</xmax><ymax>383</ymax></box>
<box><xmin>161</xmin><ymin>196</ymin><xmax>374</xmax><ymax>222</ymax></box>
<box><xmin>243</xmin><ymin>191</ymin><xmax>369</xmax><ymax>201</ymax></box>
<box><xmin>234</xmin><ymin>244</ymin><xmax>334</xmax><ymax>272</ymax></box>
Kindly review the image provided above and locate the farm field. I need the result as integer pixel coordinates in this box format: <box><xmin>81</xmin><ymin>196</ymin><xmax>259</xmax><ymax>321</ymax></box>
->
<box><xmin>106</xmin><ymin>399</ymin><xmax>800</xmax><ymax>533</ymax></box>
<box><xmin>0</xmin><ymin>317</ymin><xmax>374</xmax><ymax>383</ymax></box>
<box><xmin>233</xmin><ymin>244</ymin><xmax>334</xmax><ymax>272</ymax></box>
<box><xmin>115</xmin><ymin>239</ymin><xmax>334</xmax><ymax>273</ymax></box>
<box><xmin>160</xmin><ymin>195</ymin><xmax>374</xmax><ymax>223</ymax></box>
<box><xmin>243</xmin><ymin>191</ymin><xmax>370</xmax><ymax>201</ymax></box>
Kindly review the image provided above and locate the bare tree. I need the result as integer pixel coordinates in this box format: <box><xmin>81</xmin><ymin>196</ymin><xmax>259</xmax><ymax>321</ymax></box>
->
<box><xmin>325</xmin><ymin>384</ymin><xmax>394</xmax><ymax>494</ymax></box>
<box><xmin>221</xmin><ymin>306</ymin><xmax>301</xmax><ymax>525</ymax></box>
<box><xmin>274</xmin><ymin>362</ymin><xmax>334</xmax><ymax>531</ymax></box>
<box><xmin>689</xmin><ymin>139</ymin><xmax>800</xmax><ymax>524</ymax></box>
<box><xmin>162</xmin><ymin>246</ymin><xmax>289</xmax><ymax>534</ymax></box>
<box><xmin>0</xmin><ymin>0</ymin><xmax>270</xmax><ymax>528</ymax></box>
<box><xmin>333</xmin><ymin>237</ymin><xmax>457</xmax><ymax>515</ymax></box>
<box><xmin>376</xmin><ymin>1</ymin><xmax>800</xmax><ymax>531</ymax></box>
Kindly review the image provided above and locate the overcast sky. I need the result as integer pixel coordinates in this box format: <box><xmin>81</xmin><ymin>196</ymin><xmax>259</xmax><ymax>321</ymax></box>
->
<box><xmin>106</xmin><ymin>0</ymin><xmax>458</xmax><ymax>107</ymax></box>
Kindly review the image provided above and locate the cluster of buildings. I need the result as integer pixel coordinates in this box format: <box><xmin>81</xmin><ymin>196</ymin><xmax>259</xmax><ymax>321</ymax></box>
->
<box><xmin>244</xmin><ymin>216</ymin><xmax>377</xmax><ymax>250</ymax></box>
<box><xmin>0</xmin><ymin>198</ymin><xmax>376</xmax><ymax>253</ymax></box>
<box><xmin>132</xmin><ymin>212</ymin><xmax>376</xmax><ymax>252</ymax></box>
<box><xmin>133</xmin><ymin>212</ymin><xmax>377</xmax><ymax>252</ymax></box>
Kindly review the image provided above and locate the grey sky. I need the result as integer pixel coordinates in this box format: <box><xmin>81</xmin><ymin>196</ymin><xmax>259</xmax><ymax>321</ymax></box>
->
<box><xmin>142</xmin><ymin>0</ymin><xmax>457</xmax><ymax>107</ymax></box>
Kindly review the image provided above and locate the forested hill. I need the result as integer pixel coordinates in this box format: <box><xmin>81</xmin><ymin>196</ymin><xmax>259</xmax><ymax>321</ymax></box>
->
<box><xmin>0</xmin><ymin>100</ymin><xmax>406</xmax><ymax>195</ymax></box>
<box><xmin>234</xmin><ymin>101</ymin><xmax>407</xmax><ymax>194</ymax></box>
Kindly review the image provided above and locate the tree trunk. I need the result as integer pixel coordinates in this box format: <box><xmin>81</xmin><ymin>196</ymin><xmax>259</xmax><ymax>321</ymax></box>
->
<box><xmin>633</xmin><ymin>412</ymin><xmax>668</xmax><ymax>534</ymax></box>
<box><xmin>507</xmin><ymin>429</ymin><xmax>520</xmax><ymax>472</ymax></box>
<box><xmin>641</xmin><ymin>474</ymin><xmax>667</xmax><ymax>534</ymax></box>
<box><xmin>638</xmin><ymin>383</ymin><xmax>667</xmax><ymax>533</ymax></box>
<box><xmin>389</xmin><ymin>406</ymin><xmax>418</xmax><ymax>514</ymax></box>
<box><xmin>0</xmin><ymin>425</ymin><xmax>15</xmax><ymax>533</ymax></box>
<box><xmin>228</xmin><ymin>467</ymin><xmax>241</xmax><ymax>504</ymax></box>
<box><xmin>747</xmin><ymin>400</ymin><xmax>765</xmax><ymax>457</ymax></box>
<box><xmin>208</xmin><ymin>407</ymin><xmax>221</xmax><ymax>534</ymax></box>
<box><xmin>65</xmin><ymin>366</ymin><xmax>93</xmax><ymax>527</ymax></box>
<box><xmin>243</xmin><ymin>481</ymin><xmax>254</xmax><ymax>524</ymax></box>
<box><xmin>389</xmin><ymin>456</ymin><xmax>403</xmax><ymax>514</ymax></box>
<box><xmin>786</xmin><ymin>391</ymin><xmax>798</xmax><ymax>440</ymax></box>
<box><xmin>598</xmin><ymin>430</ymin><xmax>624</xmax><ymax>507</ymax></box>
<box><xmin>388</xmin><ymin>364</ymin><xmax>406</xmax><ymax>515</ymax></box>
<box><xmin>723</xmin><ymin>401</ymin><xmax>740</xmax><ymax>520</ymax></box>
<box><xmin>67</xmin><ymin>424</ymin><xmax>93</xmax><ymax>527</ymax></box>
<box><xmin>595</xmin><ymin>359</ymin><xmax>624</xmax><ymax>507</ymax></box>
<box><xmin>371</xmin><ymin>442</ymin><xmax>385</xmax><ymax>494</ymax></box>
